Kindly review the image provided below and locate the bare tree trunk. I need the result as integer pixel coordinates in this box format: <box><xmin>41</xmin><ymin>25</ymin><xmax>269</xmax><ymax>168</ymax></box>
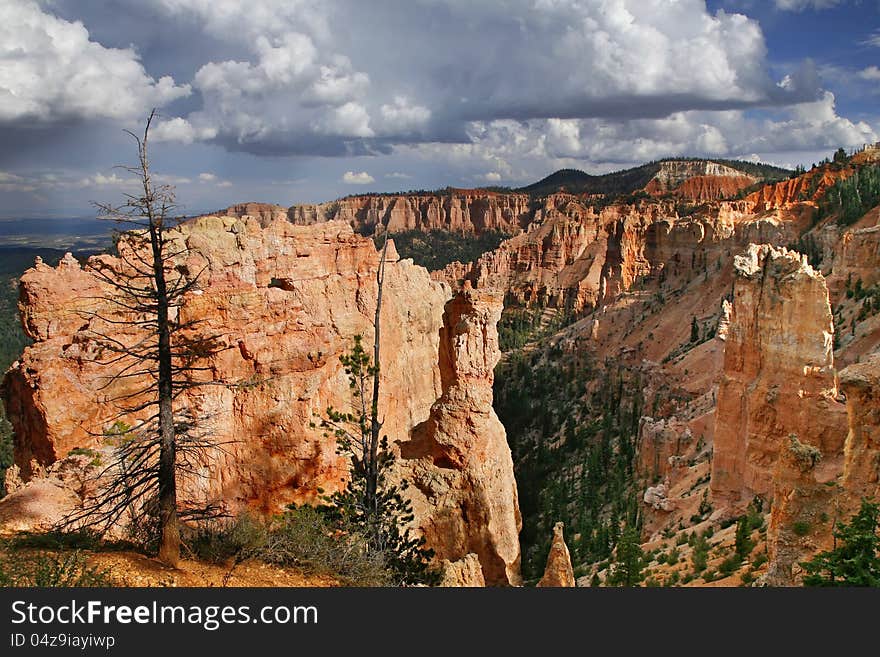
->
<box><xmin>140</xmin><ymin>113</ymin><xmax>179</xmax><ymax>567</ymax></box>
<box><xmin>366</xmin><ymin>228</ymin><xmax>390</xmax><ymax>520</ymax></box>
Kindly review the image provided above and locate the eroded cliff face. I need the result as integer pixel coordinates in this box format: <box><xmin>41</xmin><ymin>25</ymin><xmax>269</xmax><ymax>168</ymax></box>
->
<box><xmin>399</xmin><ymin>285</ymin><xmax>522</xmax><ymax>585</ymax></box>
<box><xmin>644</xmin><ymin>161</ymin><xmax>756</xmax><ymax>201</ymax></box>
<box><xmin>439</xmin><ymin>197</ymin><xmax>799</xmax><ymax>314</ymax></box>
<box><xmin>839</xmin><ymin>356</ymin><xmax>880</xmax><ymax>504</ymax></box>
<box><xmin>2</xmin><ymin>218</ymin><xmax>521</xmax><ymax>583</ymax></box>
<box><xmin>704</xmin><ymin>244</ymin><xmax>852</xmax><ymax>584</ymax></box>
<box><xmin>221</xmin><ymin>202</ymin><xmax>288</xmax><ymax>226</ymax></box>
<box><xmin>289</xmin><ymin>191</ymin><xmax>532</xmax><ymax>236</ymax></box>
<box><xmin>710</xmin><ymin>244</ymin><xmax>847</xmax><ymax>511</ymax></box>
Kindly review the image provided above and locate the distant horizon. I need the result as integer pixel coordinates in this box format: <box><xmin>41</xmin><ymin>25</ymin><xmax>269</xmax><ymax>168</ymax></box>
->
<box><xmin>0</xmin><ymin>148</ymin><xmax>853</xmax><ymax>221</ymax></box>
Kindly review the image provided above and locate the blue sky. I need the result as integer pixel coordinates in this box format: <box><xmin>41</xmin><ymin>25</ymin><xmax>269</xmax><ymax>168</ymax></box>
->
<box><xmin>0</xmin><ymin>0</ymin><xmax>878</xmax><ymax>218</ymax></box>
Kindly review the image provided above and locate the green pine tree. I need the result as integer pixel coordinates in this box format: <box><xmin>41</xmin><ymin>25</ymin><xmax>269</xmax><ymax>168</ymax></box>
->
<box><xmin>318</xmin><ymin>335</ymin><xmax>438</xmax><ymax>585</ymax></box>
<box><xmin>735</xmin><ymin>516</ymin><xmax>754</xmax><ymax>561</ymax></box>
<box><xmin>690</xmin><ymin>316</ymin><xmax>700</xmax><ymax>343</ymax></box>
<box><xmin>801</xmin><ymin>499</ymin><xmax>880</xmax><ymax>586</ymax></box>
<box><xmin>608</xmin><ymin>526</ymin><xmax>645</xmax><ymax>587</ymax></box>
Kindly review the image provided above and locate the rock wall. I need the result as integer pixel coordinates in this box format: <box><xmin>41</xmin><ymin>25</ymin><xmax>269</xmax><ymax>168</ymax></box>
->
<box><xmin>221</xmin><ymin>202</ymin><xmax>288</xmax><ymax>226</ymax></box>
<box><xmin>438</xmin><ymin>198</ymin><xmax>797</xmax><ymax>314</ymax></box>
<box><xmin>710</xmin><ymin>244</ymin><xmax>847</xmax><ymax>511</ymax></box>
<box><xmin>2</xmin><ymin>217</ymin><xmax>521</xmax><ymax>582</ymax></box>
<box><xmin>839</xmin><ymin>356</ymin><xmax>880</xmax><ymax>503</ymax></box>
<box><xmin>644</xmin><ymin>161</ymin><xmax>756</xmax><ymax>201</ymax></box>
<box><xmin>289</xmin><ymin>191</ymin><xmax>532</xmax><ymax>236</ymax></box>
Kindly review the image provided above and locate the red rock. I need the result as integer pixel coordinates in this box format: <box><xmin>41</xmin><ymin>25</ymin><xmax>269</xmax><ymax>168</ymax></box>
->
<box><xmin>710</xmin><ymin>244</ymin><xmax>847</xmax><ymax>512</ymax></box>
<box><xmin>1</xmin><ymin>217</ymin><xmax>521</xmax><ymax>582</ymax></box>
<box><xmin>536</xmin><ymin>522</ymin><xmax>575</xmax><ymax>587</ymax></box>
<box><xmin>289</xmin><ymin>191</ymin><xmax>532</xmax><ymax>236</ymax></box>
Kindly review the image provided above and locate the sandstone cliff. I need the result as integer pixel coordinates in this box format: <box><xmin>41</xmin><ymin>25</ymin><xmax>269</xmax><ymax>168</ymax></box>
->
<box><xmin>2</xmin><ymin>217</ymin><xmax>520</xmax><ymax>583</ymax></box>
<box><xmin>289</xmin><ymin>191</ymin><xmax>531</xmax><ymax>236</ymax></box>
<box><xmin>221</xmin><ymin>202</ymin><xmax>288</xmax><ymax>226</ymax></box>
<box><xmin>439</xmin><ymin>196</ymin><xmax>798</xmax><ymax>314</ymax></box>
<box><xmin>710</xmin><ymin>244</ymin><xmax>847</xmax><ymax>511</ymax></box>
<box><xmin>839</xmin><ymin>356</ymin><xmax>880</xmax><ymax>503</ymax></box>
<box><xmin>644</xmin><ymin>161</ymin><xmax>756</xmax><ymax>201</ymax></box>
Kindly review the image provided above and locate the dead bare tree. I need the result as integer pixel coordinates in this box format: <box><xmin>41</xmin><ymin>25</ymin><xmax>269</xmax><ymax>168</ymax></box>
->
<box><xmin>59</xmin><ymin>110</ymin><xmax>228</xmax><ymax>566</ymax></box>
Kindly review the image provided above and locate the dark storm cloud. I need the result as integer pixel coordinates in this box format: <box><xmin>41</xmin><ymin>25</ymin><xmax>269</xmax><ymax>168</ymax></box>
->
<box><xmin>17</xmin><ymin>0</ymin><xmax>827</xmax><ymax>156</ymax></box>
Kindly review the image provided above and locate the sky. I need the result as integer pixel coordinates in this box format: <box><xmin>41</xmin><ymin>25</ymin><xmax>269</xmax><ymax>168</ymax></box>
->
<box><xmin>0</xmin><ymin>0</ymin><xmax>878</xmax><ymax>218</ymax></box>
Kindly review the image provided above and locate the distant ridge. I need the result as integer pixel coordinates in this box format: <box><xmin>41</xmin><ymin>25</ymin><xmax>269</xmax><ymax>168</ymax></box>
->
<box><xmin>518</xmin><ymin>158</ymin><xmax>791</xmax><ymax>199</ymax></box>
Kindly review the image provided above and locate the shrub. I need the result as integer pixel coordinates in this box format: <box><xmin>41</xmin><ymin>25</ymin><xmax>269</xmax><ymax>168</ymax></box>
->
<box><xmin>7</xmin><ymin>529</ymin><xmax>107</xmax><ymax>551</ymax></box>
<box><xmin>719</xmin><ymin>555</ymin><xmax>743</xmax><ymax>576</ymax></box>
<box><xmin>0</xmin><ymin>548</ymin><xmax>110</xmax><ymax>587</ymax></box>
<box><xmin>793</xmin><ymin>521</ymin><xmax>811</xmax><ymax>537</ymax></box>
<box><xmin>691</xmin><ymin>533</ymin><xmax>710</xmax><ymax>573</ymax></box>
<box><xmin>187</xmin><ymin>507</ymin><xmax>395</xmax><ymax>587</ymax></box>
<box><xmin>735</xmin><ymin>516</ymin><xmax>755</xmax><ymax>560</ymax></box>
<box><xmin>186</xmin><ymin>513</ymin><xmax>269</xmax><ymax>565</ymax></box>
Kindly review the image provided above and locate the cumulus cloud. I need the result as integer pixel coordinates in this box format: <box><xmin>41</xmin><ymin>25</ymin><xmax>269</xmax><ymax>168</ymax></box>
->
<box><xmin>860</xmin><ymin>66</ymin><xmax>880</xmax><ymax>81</ymax></box>
<box><xmin>152</xmin><ymin>118</ymin><xmax>217</xmax><ymax>144</ymax></box>
<box><xmin>408</xmin><ymin>88</ymin><xmax>877</xmax><ymax>181</ymax></box>
<box><xmin>0</xmin><ymin>171</ymin><xmax>36</xmax><ymax>193</ymax></box>
<box><xmin>135</xmin><ymin>0</ymin><xmax>823</xmax><ymax>156</ymax></box>
<box><xmin>1</xmin><ymin>0</ymin><xmax>874</xmax><ymax>201</ymax></box>
<box><xmin>378</xmin><ymin>97</ymin><xmax>431</xmax><ymax>134</ymax></box>
<box><xmin>198</xmin><ymin>172</ymin><xmax>217</xmax><ymax>183</ymax></box>
<box><xmin>0</xmin><ymin>1</ymin><xmax>189</xmax><ymax>123</ymax></box>
<box><xmin>342</xmin><ymin>171</ymin><xmax>374</xmax><ymax>184</ymax></box>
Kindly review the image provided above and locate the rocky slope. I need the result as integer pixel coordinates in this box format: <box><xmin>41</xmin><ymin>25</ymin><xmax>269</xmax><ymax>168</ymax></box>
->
<box><xmin>484</xmin><ymin>157</ymin><xmax>880</xmax><ymax>584</ymax></box>
<box><xmin>1</xmin><ymin>218</ymin><xmax>521</xmax><ymax>584</ymax></box>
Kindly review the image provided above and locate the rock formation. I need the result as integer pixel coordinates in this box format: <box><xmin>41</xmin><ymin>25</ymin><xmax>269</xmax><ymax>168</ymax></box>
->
<box><xmin>839</xmin><ymin>356</ymin><xmax>880</xmax><ymax>503</ymax></box>
<box><xmin>438</xmin><ymin>196</ymin><xmax>797</xmax><ymax>314</ymax></box>
<box><xmin>221</xmin><ymin>202</ymin><xmax>289</xmax><ymax>226</ymax></box>
<box><xmin>399</xmin><ymin>285</ymin><xmax>522</xmax><ymax>585</ymax></box>
<box><xmin>744</xmin><ymin>168</ymin><xmax>846</xmax><ymax>213</ymax></box>
<box><xmin>643</xmin><ymin>482</ymin><xmax>674</xmax><ymax>512</ymax></box>
<box><xmin>2</xmin><ymin>217</ymin><xmax>521</xmax><ymax>583</ymax></box>
<box><xmin>439</xmin><ymin>553</ymin><xmax>486</xmax><ymax>587</ymax></box>
<box><xmin>644</xmin><ymin>161</ymin><xmax>756</xmax><ymax>201</ymax></box>
<box><xmin>710</xmin><ymin>244</ymin><xmax>847</xmax><ymax>512</ymax></box>
<box><xmin>289</xmin><ymin>191</ymin><xmax>531</xmax><ymax>236</ymax></box>
<box><xmin>536</xmin><ymin>522</ymin><xmax>575</xmax><ymax>587</ymax></box>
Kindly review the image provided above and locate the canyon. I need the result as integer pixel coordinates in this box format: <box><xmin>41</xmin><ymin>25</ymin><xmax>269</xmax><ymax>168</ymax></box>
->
<box><xmin>3</xmin><ymin>152</ymin><xmax>880</xmax><ymax>586</ymax></box>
